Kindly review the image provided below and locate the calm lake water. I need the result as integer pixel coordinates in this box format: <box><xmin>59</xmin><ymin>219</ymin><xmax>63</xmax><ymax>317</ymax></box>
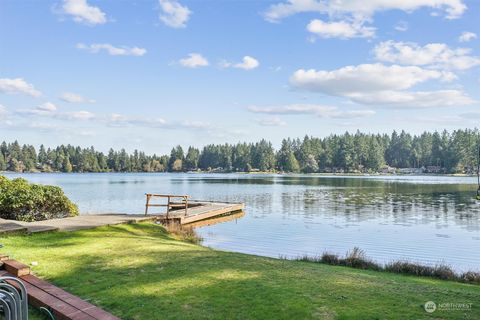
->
<box><xmin>4</xmin><ymin>173</ymin><xmax>480</xmax><ymax>271</ymax></box>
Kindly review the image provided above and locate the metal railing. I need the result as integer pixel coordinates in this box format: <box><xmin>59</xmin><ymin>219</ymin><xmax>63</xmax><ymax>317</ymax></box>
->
<box><xmin>144</xmin><ymin>194</ymin><xmax>190</xmax><ymax>218</ymax></box>
<box><xmin>0</xmin><ymin>276</ymin><xmax>28</xmax><ymax>320</ymax></box>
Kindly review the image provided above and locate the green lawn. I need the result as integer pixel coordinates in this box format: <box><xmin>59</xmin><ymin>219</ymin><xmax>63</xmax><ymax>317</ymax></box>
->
<box><xmin>1</xmin><ymin>223</ymin><xmax>479</xmax><ymax>319</ymax></box>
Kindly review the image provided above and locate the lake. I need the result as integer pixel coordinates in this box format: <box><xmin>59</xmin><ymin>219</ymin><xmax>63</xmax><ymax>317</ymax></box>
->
<box><xmin>4</xmin><ymin>172</ymin><xmax>480</xmax><ymax>272</ymax></box>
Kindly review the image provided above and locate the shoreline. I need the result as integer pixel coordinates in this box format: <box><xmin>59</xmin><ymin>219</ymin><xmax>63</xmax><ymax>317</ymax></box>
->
<box><xmin>3</xmin><ymin>213</ymin><xmax>478</xmax><ymax>275</ymax></box>
<box><xmin>1</xmin><ymin>171</ymin><xmax>478</xmax><ymax>177</ymax></box>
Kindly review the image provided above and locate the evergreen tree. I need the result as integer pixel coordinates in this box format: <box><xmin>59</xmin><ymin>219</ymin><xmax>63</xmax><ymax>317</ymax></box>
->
<box><xmin>168</xmin><ymin>146</ymin><xmax>184</xmax><ymax>171</ymax></box>
<box><xmin>303</xmin><ymin>154</ymin><xmax>319</xmax><ymax>173</ymax></box>
<box><xmin>366</xmin><ymin>138</ymin><xmax>384</xmax><ymax>171</ymax></box>
<box><xmin>184</xmin><ymin>147</ymin><xmax>200</xmax><ymax>171</ymax></box>
<box><xmin>252</xmin><ymin>140</ymin><xmax>275</xmax><ymax>171</ymax></box>
<box><xmin>62</xmin><ymin>157</ymin><xmax>73</xmax><ymax>173</ymax></box>
<box><xmin>0</xmin><ymin>153</ymin><xmax>6</xmax><ymax>171</ymax></box>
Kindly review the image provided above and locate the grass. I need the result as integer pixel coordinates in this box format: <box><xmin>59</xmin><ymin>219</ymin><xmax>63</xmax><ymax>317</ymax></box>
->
<box><xmin>0</xmin><ymin>223</ymin><xmax>479</xmax><ymax>320</ymax></box>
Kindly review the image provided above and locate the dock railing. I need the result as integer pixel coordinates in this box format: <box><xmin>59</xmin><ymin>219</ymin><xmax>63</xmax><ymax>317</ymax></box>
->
<box><xmin>144</xmin><ymin>194</ymin><xmax>190</xmax><ymax>218</ymax></box>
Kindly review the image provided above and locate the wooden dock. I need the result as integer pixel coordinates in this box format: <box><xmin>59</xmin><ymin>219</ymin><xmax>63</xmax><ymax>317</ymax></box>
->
<box><xmin>145</xmin><ymin>194</ymin><xmax>245</xmax><ymax>225</ymax></box>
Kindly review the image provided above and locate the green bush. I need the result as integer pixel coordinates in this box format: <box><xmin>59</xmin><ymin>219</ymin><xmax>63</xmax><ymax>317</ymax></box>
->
<box><xmin>0</xmin><ymin>176</ymin><xmax>79</xmax><ymax>221</ymax></box>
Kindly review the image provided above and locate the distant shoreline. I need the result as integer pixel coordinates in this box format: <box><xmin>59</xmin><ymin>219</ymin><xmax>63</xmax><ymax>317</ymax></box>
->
<box><xmin>1</xmin><ymin>170</ymin><xmax>477</xmax><ymax>177</ymax></box>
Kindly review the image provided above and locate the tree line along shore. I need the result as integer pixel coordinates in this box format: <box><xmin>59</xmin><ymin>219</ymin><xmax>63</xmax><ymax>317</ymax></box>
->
<box><xmin>1</xmin><ymin>128</ymin><xmax>479</xmax><ymax>174</ymax></box>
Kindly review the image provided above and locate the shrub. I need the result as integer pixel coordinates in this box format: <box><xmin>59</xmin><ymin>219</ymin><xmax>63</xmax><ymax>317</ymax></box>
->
<box><xmin>432</xmin><ymin>264</ymin><xmax>457</xmax><ymax>281</ymax></box>
<box><xmin>297</xmin><ymin>254</ymin><xmax>321</xmax><ymax>263</ymax></box>
<box><xmin>0</xmin><ymin>176</ymin><xmax>79</xmax><ymax>222</ymax></box>
<box><xmin>460</xmin><ymin>271</ymin><xmax>480</xmax><ymax>284</ymax></box>
<box><xmin>385</xmin><ymin>261</ymin><xmax>434</xmax><ymax>276</ymax></box>
<box><xmin>343</xmin><ymin>247</ymin><xmax>382</xmax><ymax>271</ymax></box>
<box><xmin>320</xmin><ymin>252</ymin><xmax>340</xmax><ymax>265</ymax></box>
<box><xmin>384</xmin><ymin>261</ymin><xmax>456</xmax><ymax>280</ymax></box>
<box><xmin>299</xmin><ymin>248</ymin><xmax>381</xmax><ymax>271</ymax></box>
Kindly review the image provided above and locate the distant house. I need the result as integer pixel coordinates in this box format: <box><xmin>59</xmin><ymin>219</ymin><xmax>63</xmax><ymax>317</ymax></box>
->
<box><xmin>463</xmin><ymin>166</ymin><xmax>476</xmax><ymax>174</ymax></box>
<box><xmin>398</xmin><ymin>167</ymin><xmax>424</xmax><ymax>174</ymax></box>
<box><xmin>324</xmin><ymin>167</ymin><xmax>344</xmax><ymax>173</ymax></box>
<box><xmin>425</xmin><ymin>166</ymin><xmax>442</xmax><ymax>173</ymax></box>
<box><xmin>381</xmin><ymin>165</ymin><xmax>396</xmax><ymax>174</ymax></box>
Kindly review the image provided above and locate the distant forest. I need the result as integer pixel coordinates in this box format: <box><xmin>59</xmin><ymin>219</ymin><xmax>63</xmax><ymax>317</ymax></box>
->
<box><xmin>1</xmin><ymin>129</ymin><xmax>479</xmax><ymax>174</ymax></box>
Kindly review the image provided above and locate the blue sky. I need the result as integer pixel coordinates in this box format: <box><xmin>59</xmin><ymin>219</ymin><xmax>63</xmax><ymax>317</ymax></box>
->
<box><xmin>1</xmin><ymin>0</ymin><xmax>479</xmax><ymax>154</ymax></box>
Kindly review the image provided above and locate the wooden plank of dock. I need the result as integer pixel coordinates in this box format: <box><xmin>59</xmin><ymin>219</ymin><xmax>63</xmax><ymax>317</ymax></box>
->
<box><xmin>166</xmin><ymin>202</ymin><xmax>245</xmax><ymax>224</ymax></box>
<box><xmin>0</xmin><ymin>260</ymin><xmax>120</xmax><ymax>320</ymax></box>
<box><xmin>184</xmin><ymin>211</ymin><xmax>245</xmax><ymax>228</ymax></box>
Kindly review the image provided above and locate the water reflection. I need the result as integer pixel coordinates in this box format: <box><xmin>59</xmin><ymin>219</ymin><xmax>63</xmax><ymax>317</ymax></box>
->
<box><xmin>186</xmin><ymin>211</ymin><xmax>245</xmax><ymax>228</ymax></box>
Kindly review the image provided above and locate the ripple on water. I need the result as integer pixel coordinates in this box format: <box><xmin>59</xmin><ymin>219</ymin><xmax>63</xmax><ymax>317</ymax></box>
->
<box><xmin>3</xmin><ymin>172</ymin><xmax>480</xmax><ymax>272</ymax></box>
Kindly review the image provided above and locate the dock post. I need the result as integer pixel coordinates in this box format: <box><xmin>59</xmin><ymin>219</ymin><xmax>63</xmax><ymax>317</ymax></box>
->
<box><xmin>166</xmin><ymin>196</ymin><xmax>170</xmax><ymax>220</ymax></box>
<box><xmin>184</xmin><ymin>196</ymin><xmax>188</xmax><ymax>217</ymax></box>
<box><xmin>144</xmin><ymin>194</ymin><xmax>151</xmax><ymax>216</ymax></box>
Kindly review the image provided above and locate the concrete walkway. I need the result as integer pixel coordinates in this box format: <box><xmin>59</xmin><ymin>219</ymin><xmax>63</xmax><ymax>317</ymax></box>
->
<box><xmin>0</xmin><ymin>219</ymin><xmax>28</xmax><ymax>233</ymax></box>
<box><xmin>0</xmin><ymin>214</ymin><xmax>156</xmax><ymax>234</ymax></box>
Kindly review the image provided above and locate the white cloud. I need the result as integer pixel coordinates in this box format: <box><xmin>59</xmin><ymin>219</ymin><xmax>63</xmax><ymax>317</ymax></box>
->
<box><xmin>221</xmin><ymin>56</ymin><xmax>260</xmax><ymax>70</ymax></box>
<box><xmin>67</xmin><ymin>110</ymin><xmax>95</xmax><ymax>120</ymax></box>
<box><xmin>347</xmin><ymin>90</ymin><xmax>475</xmax><ymax>107</ymax></box>
<box><xmin>394</xmin><ymin>20</ymin><xmax>408</xmax><ymax>32</ymax></box>
<box><xmin>459</xmin><ymin>31</ymin><xmax>477</xmax><ymax>43</ymax></box>
<box><xmin>17</xmin><ymin>104</ymin><xmax>55</xmax><ymax>117</ymax></box>
<box><xmin>76</xmin><ymin>43</ymin><xmax>147</xmax><ymax>56</ymax></box>
<box><xmin>256</xmin><ymin>117</ymin><xmax>287</xmax><ymax>127</ymax></box>
<box><xmin>249</xmin><ymin>104</ymin><xmax>337</xmax><ymax>115</ymax></box>
<box><xmin>158</xmin><ymin>0</ymin><xmax>191</xmax><ymax>28</ymax></box>
<box><xmin>179</xmin><ymin>53</ymin><xmax>209</xmax><ymax>68</ymax></box>
<box><xmin>409</xmin><ymin>114</ymin><xmax>463</xmax><ymax>124</ymax></box>
<box><xmin>25</xmin><ymin>122</ymin><xmax>63</xmax><ymax>132</ymax></box>
<box><xmin>373</xmin><ymin>41</ymin><xmax>480</xmax><ymax>70</ymax></box>
<box><xmin>60</xmin><ymin>92</ymin><xmax>95</xmax><ymax>103</ymax></box>
<box><xmin>264</xmin><ymin>0</ymin><xmax>325</xmax><ymax>22</ymax></box>
<box><xmin>0</xmin><ymin>78</ymin><xmax>42</xmax><ymax>97</ymax></box>
<box><xmin>307</xmin><ymin>19</ymin><xmax>375</xmax><ymax>39</ymax></box>
<box><xmin>108</xmin><ymin>114</ymin><xmax>218</xmax><ymax>133</ymax></box>
<box><xmin>60</xmin><ymin>0</ymin><xmax>107</xmax><ymax>25</ymax></box>
<box><xmin>248</xmin><ymin>104</ymin><xmax>375</xmax><ymax>118</ymax></box>
<box><xmin>264</xmin><ymin>0</ymin><xmax>466</xmax><ymax>22</ymax></box>
<box><xmin>108</xmin><ymin>113</ymin><xmax>167</xmax><ymax>127</ymax></box>
<box><xmin>235</xmin><ymin>56</ymin><xmax>259</xmax><ymax>70</ymax></box>
<box><xmin>289</xmin><ymin>64</ymin><xmax>472</xmax><ymax>108</ymax></box>
<box><xmin>180</xmin><ymin>120</ymin><xmax>214</xmax><ymax>130</ymax></box>
<box><xmin>16</xmin><ymin>103</ymin><xmax>95</xmax><ymax>120</ymax></box>
<box><xmin>37</xmin><ymin>102</ymin><xmax>58</xmax><ymax>112</ymax></box>
<box><xmin>290</xmin><ymin>64</ymin><xmax>455</xmax><ymax>95</ymax></box>
<box><xmin>335</xmin><ymin>110</ymin><xmax>377</xmax><ymax>118</ymax></box>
